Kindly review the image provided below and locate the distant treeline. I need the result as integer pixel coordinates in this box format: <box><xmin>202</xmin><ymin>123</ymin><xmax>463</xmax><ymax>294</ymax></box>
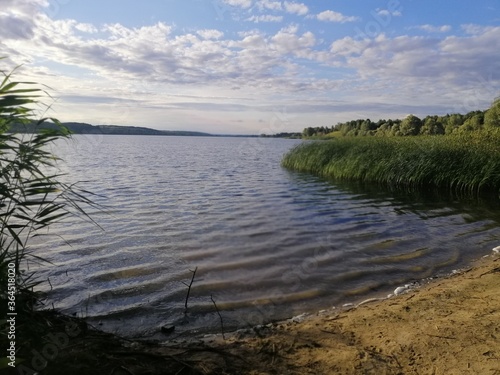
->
<box><xmin>7</xmin><ymin>121</ymin><xmax>213</xmax><ymax>137</ymax></box>
<box><xmin>260</xmin><ymin>132</ymin><xmax>302</xmax><ymax>139</ymax></box>
<box><xmin>7</xmin><ymin>121</ymin><xmax>303</xmax><ymax>138</ymax></box>
<box><xmin>302</xmin><ymin>97</ymin><xmax>500</xmax><ymax>138</ymax></box>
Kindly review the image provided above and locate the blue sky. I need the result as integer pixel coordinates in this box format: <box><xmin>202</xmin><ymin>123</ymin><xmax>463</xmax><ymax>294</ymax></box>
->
<box><xmin>1</xmin><ymin>0</ymin><xmax>499</xmax><ymax>134</ymax></box>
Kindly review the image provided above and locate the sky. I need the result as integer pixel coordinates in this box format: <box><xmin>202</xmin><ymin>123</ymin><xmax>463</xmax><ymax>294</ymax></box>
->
<box><xmin>1</xmin><ymin>0</ymin><xmax>499</xmax><ymax>134</ymax></box>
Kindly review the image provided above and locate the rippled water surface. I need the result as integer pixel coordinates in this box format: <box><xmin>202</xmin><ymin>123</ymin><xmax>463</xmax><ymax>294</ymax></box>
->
<box><xmin>33</xmin><ymin>135</ymin><xmax>500</xmax><ymax>338</ymax></box>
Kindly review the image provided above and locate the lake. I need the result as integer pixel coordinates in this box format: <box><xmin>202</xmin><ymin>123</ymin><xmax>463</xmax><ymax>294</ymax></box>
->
<box><xmin>32</xmin><ymin>135</ymin><xmax>500</xmax><ymax>339</ymax></box>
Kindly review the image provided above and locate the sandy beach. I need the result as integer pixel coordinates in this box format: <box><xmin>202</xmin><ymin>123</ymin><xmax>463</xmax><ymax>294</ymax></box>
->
<box><xmin>29</xmin><ymin>252</ymin><xmax>499</xmax><ymax>375</ymax></box>
<box><xmin>191</xmin><ymin>252</ymin><xmax>500</xmax><ymax>374</ymax></box>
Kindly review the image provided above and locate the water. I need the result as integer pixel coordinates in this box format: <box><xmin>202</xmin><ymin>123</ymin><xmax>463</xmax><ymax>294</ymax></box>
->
<box><xmin>31</xmin><ymin>135</ymin><xmax>500</xmax><ymax>339</ymax></box>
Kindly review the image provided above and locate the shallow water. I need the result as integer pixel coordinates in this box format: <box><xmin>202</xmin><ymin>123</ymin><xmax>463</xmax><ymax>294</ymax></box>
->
<box><xmin>31</xmin><ymin>135</ymin><xmax>500</xmax><ymax>338</ymax></box>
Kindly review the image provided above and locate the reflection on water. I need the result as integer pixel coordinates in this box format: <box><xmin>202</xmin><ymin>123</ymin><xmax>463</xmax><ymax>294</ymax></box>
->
<box><xmin>31</xmin><ymin>135</ymin><xmax>500</xmax><ymax>338</ymax></box>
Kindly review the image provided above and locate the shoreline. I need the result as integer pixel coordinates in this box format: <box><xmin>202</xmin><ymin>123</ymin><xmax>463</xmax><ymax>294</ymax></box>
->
<box><xmin>197</xmin><ymin>251</ymin><xmax>500</xmax><ymax>374</ymax></box>
<box><xmin>15</xmin><ymin>252</ymin><xmax>499</xmax><ymax>374</ymax></box>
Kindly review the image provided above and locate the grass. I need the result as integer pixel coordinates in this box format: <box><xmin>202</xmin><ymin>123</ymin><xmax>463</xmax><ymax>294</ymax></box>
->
<box><xmin>281</xmin><ymin>130</ymin><xmax>500</xmax><ymax>195</ymax></box>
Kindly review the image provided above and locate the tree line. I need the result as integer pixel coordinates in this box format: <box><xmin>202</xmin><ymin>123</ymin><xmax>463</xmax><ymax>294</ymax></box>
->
<box><xmin>302</xmin><ymin>97</ymin><xmax>500</xmax><ymax>138</ymax></box>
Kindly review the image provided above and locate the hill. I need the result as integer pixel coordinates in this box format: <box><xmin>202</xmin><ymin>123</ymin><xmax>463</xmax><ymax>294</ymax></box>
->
<box><xmin>8</xmin><ymin>121</ymin><xmax>213</xmax><ymax>137</ymax></box>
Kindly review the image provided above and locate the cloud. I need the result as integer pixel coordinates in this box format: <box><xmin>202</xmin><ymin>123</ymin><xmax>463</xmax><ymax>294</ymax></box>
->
<box><xmin>461</xmin><ymin>24</ymin><xmax>496</xmax><ymax>35</ymax></box>
<box><xmin>0</xmin><ymin>13</ymin><xmax>35</xmax><ymax>40</ymax></box>
<box><xmin>247</xmin><ymin>15</ymin><xmax>283</xmax><ymax>23</ymax></box>
<box><xmin>222</xmin><ymin>0</ymin><xmax>253</xmax><ymax>8</ymax></box>
<box><xmin>197</xmin><ymin>29</ymin><xmax>225</xmax><ymax>40</ymax></box>
<box><xmin>283</xmin><ymin>1</ymin><xmax>308</xmax><ymax>16</ymax></box>
<box><xmin>0</xmin><ymin>0</ymin><xmax>48</xmax><ymax>15</ymax></box>
<box><xmin>271</xmin><ymin>27</ymin><xmax>316</xmax><ymax>56</ymax></box>
<box><xmin>74</xmin><ymin>23</ymin><xmax>98</xmax><ymax>34</ymax></box>
<box><xmin>2</xmin><ymin>0</ymin><xmax>499</xmax><ymax>133</ymax></box>
<box><xmin>413</xmin><ymin>24</ymin><xmax>452</xmax><ymax>33</ymax></box>
<box><xmin>317</xmin><ymin>10</ymin><xmax>359</xmax><ymax>23</ymax></box>
<box><xmin>327</xmin><ymin>28</ymin><xmax>500</xmax><ymax>102</ymax></box>
<box><xmin>1</xmin><ymin>10</ymin><xmax>324</xmax><ymax>95</ymax></box>
<box><xmin>376</xmin><ymin>9</ymin><xmax>402</xmax><ymax>17</ymax></box>
<box><xmin>256</xmin><ymin>0</ymin><xmax>282</xmax><ymax>11</ymax></box>
<box><xmin>0</xmin><ymin>0</ymin><xmax>46</xmax><ymax>41</ymax></box>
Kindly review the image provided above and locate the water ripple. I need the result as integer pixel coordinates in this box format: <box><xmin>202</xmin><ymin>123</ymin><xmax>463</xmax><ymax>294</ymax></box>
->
<box><xmin>30</xmin><ymin>136</ymin><xmax>500</xmax><ymax>337</ymax></box>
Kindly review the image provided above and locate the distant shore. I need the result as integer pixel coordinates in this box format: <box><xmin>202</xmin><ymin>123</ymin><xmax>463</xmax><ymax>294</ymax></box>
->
<box><xmin>8</xmin><ymin>121</ymin><xmax>302</xmax><ymax>138</ymax></box>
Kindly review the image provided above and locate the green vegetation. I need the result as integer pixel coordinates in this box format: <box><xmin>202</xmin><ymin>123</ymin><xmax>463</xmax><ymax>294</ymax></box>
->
<box><xmin>302</xmin><ymin>98</ymin><xmax>500</xmax><ymax>138</ymax></box>
<box><xmin>260</xmin><ymin>132</ymin><xmax>302</xmax><ymax>139</ymax></box>
<box><xmin>285</xmin><ymin>98</ymin><xmax>500</xmax><ymax>195</ymax></box>
<box><xmin>282</xmin><ymin>129</ymin><xmax>500</xmax><ymax>195</ymax></box>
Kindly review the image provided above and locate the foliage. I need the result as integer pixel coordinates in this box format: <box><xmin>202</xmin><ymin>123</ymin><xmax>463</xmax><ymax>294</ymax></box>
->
<box><xmin>302</xmin><ymin>98</ymin><xmax>500</xmax><ymax>138</ymax></box>
<box><xmin>399</xmin><ymin>115</ymin><xmax>422</xmax><ymax>136</ymax></box>
<box><xmin>282</xmin><ymin>129</ymin><xmax>500</xmax><ymax>196</ymax></box>
<box><xmin>484</xmin><ymin>97</ymin><xmax>500</xmax><ymax>128</ymax></box>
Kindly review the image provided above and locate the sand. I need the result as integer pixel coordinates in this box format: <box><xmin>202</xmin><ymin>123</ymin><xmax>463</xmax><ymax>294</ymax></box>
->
<box><xmin>196</xmin><ymin>253</ymin><xmax>500</xmax><ymax>374</ymax></box>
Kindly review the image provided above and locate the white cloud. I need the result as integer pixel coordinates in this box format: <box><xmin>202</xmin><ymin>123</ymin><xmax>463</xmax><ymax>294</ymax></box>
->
<box><xmin>2</xmin><ymin>11</ymin><xmax>323</xmax><ymax>96</ymax></box>
<box><xmin>247</xmin><ymin>15</ymin><xmax>283</xmax><ymax>23</ymax></box>
<box><xmin>317</xmin><ymin>10</ymin><xmax>359</xmax><ymax>23</ymax></box>
<box><xmin>330</xmin><ymin>37</ymin><xmax>371</xmax><ymax>57</ymax></box>
<box><xmin>0</xmin><ymin>0</ymin><xmax>48</xmax><ymax>15</ymax></box>
<box><xmin>283</xmin><ymin>1</ymin><xmax>308</xmax><ymax>16</ymax></box>
<box><xmin>74</xmin><ymin>23</ymin><xmax>98</xmax><ymax>34</ymax></box>
<box><xmin>413</xmin><ymin>24</ymin><xmax>452</xmax><ymax>33</ymax></box>
<box><xmin>222</xmin><ymin>0</ymin><xmax>253</xmax><ymax>8</ymax></box>
<box><xmin>376</xmin><ymin>9</ymin><xmax>402</xmax><ymax>17</ymax></box>
<box><xmin>271</xmin><ymin>27</ymin><xmax>316</xmax><ymax>56</ymax></box>
<box><xmin>461</xmin><ymin>24</ymin><xmax>496</xmax><ymax>35</ymax></box>
<box><xmin>327</xmin><ymin>28</ymin><xmax>500</xmax><ymax>101</ymax></box>
<box><xmin>256</xmin><ymin>0</ymin><xmax>282</xmax><ymax>11</ymax></box>
<box><xmin>197</xmin><ymin>29</ymin><xmax>224</xmax><ymax>40</ymax></box>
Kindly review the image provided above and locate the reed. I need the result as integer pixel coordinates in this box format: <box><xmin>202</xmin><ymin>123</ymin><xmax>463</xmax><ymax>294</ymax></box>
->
<box><xmin>0</xmin><ymin>62</ymin><xmax>100</xmax><ymax>324</ymax></box>
<box><xmin>281</xmin><ymin>130</ymin><xmax>500</xmax><ymax>195</ymax></box>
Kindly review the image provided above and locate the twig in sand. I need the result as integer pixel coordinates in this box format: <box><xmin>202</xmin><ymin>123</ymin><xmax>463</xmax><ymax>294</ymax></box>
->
<box><xmin>182</xmin><ymin>267</ymin><xmax>198</xmax><ymax>313</ymax></box>
<box><xmin>325</xmin><ymin>315</ymin><xmax>347</xmax><ymax>321</ymax></box>
<box><xmin>320</xmin><ymin>329</ymin><xmax>339</xmax><ymax>335</ymax></box>
<box><xmin>211</xmin><ymin>294</ymin><xmax>225</xmax><ymax>340</ymax></box>
<box><xmin>479</xmin><ymin>266</ymin><xmax>500</xmax><ymax>278</ymax></box>
<box><xmin>425</xmin><ymin>333</ymin><xmax>456</xmax><ymax>340</ymax></box>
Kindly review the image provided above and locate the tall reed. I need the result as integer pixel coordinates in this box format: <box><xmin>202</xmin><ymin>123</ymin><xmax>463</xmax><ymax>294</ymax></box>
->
<box><xmin>282</xmin><ymin>131</ymin><xmax>500</xmax><ymax>195</ymax></box>
<box><xmin>0</xmin><ymin>62</ymin><xmax>99</xmax><ymax>318</ymax></box>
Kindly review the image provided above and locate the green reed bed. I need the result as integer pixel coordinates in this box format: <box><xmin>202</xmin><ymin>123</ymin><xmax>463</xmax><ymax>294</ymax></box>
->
<box><xmin>282</xmin><ymin>130</ymin><xmax>500</xmax><ymax>195</ymax></box>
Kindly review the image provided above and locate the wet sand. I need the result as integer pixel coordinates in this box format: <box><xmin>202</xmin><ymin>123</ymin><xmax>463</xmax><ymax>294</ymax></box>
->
<box><xmin>199</xmin><ymin>252</ymin><xmax>500</xmax><ymax>374</ymax></box>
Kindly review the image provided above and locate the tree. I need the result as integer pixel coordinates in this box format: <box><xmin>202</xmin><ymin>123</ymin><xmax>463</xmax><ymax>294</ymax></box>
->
<box><xmin>303</xmin><ymin>127</ymin><xmax>315</xmax><ymax>137</ymax></box>
<box><xmin>484</xmin><ymin>97</ymin><xmax>500</xmax><ymax>128</ymax></box>
<box><xmin>420</xmin><ymin>116</ymin><xmax>444</xmax><ymax>135</ymax></box>
<box><xmin>460</xmin><ymin>114</ymin><xmax>483</xmax><ymax>132</ymax></box>
<box><xmin>444</xmin><ymin>114</ymin><xmax>463</xmax><ymax>134</ymax></box>
<box><xmin>390</xmin><ymin>122</ymin><xmax>402</xmax><ymax>136</ymax></box>
<box><xmin>360</xmin><ymin>119</ymin><xmax>373</xmax><ymax>132</ymax></box>
<box><xmin>375</xmin><ymin>122</ymin><xmax>390</xmax><ymax>136</ymax></box>
<box><xmin>399</xmin><ymin>115</ymin><xmax>422</xmax><ymax>136</ymax></box>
